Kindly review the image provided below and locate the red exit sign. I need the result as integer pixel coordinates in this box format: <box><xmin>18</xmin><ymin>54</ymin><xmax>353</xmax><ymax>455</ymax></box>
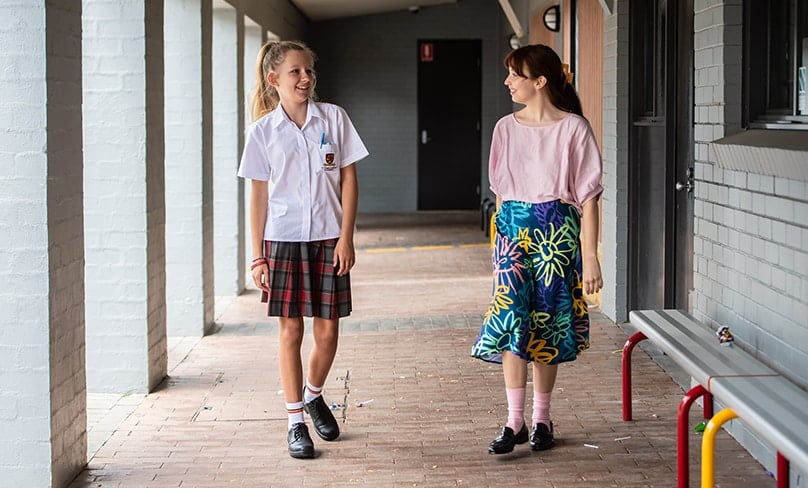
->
<box><xmin>420</xmin><ymin>43</ymin><xmax>433</xmax><ymax>62</ymax></box>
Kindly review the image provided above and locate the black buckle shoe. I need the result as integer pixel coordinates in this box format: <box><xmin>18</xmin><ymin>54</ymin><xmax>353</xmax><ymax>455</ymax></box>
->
<box><xmin>530</xmin><ymin>422</ymin><xmax>555</xmax><ymax>451</ymax></box>
<box><xmin>303</xmin><ymin>395</ymin><xmax>340</xmax><ymax>441</ymax></box>
<box><xmin>287</xmin><ymin>423</ymin><xmax>315</xmax><ymax>459</ymax></box>
<box><xmin>488</xmin><ymin>424</ymin><xmax>529</xmax><ymax>454</ymax></box>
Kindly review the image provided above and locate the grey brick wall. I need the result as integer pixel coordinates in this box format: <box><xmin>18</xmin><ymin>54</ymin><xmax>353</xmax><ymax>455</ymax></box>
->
<box><xmin>600</xmin><ymin>0</ymin><xmax>630</xmax><ymax>322</ymax></box>
<box><xmin>47</xmin><ymin>3</ymin><xmax>88</xmax><ymax>485</ymax></box>
<box><xmin>692</xmin><ymin>0</ymin><xmax>808</xmax><ymax>388</ymax></box>
<box><xmin>690</xmin><ymin>0</ymin><xmax>807</xmax><ymax>482</ymax></box>
<box><xmin>307</xmin><ymin>0</ymin><xmax>513</xmax><ymax>212</ymax></box>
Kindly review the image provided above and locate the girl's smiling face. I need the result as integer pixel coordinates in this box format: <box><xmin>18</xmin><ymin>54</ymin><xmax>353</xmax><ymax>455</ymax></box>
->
<box><xmin>504</xmin><ymin>62</ymin><xmax>546</xmax><ymax>105</ymax></box>
<box><xmin>268</xmin><ymin>49</ymin><xmax>315</xmax><ymax>106</ymax></box>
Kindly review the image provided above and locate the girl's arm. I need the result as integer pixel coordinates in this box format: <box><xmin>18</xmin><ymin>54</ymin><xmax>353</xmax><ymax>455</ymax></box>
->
<box><xmin>335</xmin><ymin>164</ymin><xmax>358</xmax><ymax>276</ymax></box>
<box><xmin>581</xmin><ymin>197</ymin><xmax>603</xmax><ymax>295</ymax></box>
<box><xmin>249</xmin><ymin>179</ymin><xmax>270</xmax><ymax>292</ymax></box>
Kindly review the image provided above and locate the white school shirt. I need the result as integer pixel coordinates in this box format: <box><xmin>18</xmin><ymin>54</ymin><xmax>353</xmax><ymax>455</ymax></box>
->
<box><xmin>238</xmin><ymin>101</ymin><xmax>369</xmax><ymax>242</ymax></box>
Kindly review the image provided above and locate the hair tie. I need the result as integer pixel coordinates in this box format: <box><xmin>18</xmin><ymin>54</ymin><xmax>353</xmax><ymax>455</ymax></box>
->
<box><xmin>562</xmin><ymin>63</ymin><xmax>574</xmax><ymax>84</ymax></box>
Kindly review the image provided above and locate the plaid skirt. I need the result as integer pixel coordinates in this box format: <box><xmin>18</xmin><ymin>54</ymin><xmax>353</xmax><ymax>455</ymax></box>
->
<box><xmin>262</xmin><ymin>239</ymin><xmax>352</xmax><ymax>319</ymax></box>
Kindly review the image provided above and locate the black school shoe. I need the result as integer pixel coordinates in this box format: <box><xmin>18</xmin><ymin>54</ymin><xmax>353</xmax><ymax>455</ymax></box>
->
<box><xmin>287</xmin><ymin>423</ymin><xmax>315</xmax><ymax>459</ymax></box>
<box><xmin>488</xmin><ymin>424</ymin><xmax>529</xmax><ymax>454</ymax></box>
<box><xmin>530</xmin><ymin>422</ymin><xmax>555</xmax><ymax>451</ymax></box>
<box><xmin>303</xmin><ymin>395</ymin><xmax>340</xmax><ymax>441</ymax></box>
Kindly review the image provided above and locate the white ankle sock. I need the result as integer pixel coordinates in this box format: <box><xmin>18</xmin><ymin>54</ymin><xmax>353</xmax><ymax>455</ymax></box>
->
<box><xmin>286</xmin><ymin>401</ymin><xmax>304</xmax><ymax>429</ymax></box>
<box><xmin>304</xmin><ymin>381</ymin><xmax>322</xmax><ymax>404</ymax></box>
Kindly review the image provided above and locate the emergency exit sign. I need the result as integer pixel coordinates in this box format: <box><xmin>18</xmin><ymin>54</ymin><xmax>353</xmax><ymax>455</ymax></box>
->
<box><xmin>420</xmin><ymin>43</ymin><xmax>433</xmax><ymax>62</ymax></box>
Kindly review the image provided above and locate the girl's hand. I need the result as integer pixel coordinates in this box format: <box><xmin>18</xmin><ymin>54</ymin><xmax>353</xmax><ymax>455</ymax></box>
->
<box><xmin>582</xmin><ymin>256</ymin><xmax>603</xmax><ymax>295</ymax></box>
<box><xmin>333</xmin><ymin>238</ymin><xmax>355</xmax><ymax>276</ymax></box>
<box><xmin>251</xmin><ymin>262</ymin><xmax>269</xmax><ymax>293</ymax></box>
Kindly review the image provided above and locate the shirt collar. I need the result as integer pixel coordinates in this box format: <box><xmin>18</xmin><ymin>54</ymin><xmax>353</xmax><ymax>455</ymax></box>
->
<box><xmin>268</xmin><ymin>101</ymin><xmax>325</xmax><ymax>130</ymax></box>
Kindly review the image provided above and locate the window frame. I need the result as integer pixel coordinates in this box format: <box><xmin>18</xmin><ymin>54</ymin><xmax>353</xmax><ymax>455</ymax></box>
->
<box><xmin>743</xmin><ymin>0</ymin><xmax>808</xmax><ymax>130</ymax></box>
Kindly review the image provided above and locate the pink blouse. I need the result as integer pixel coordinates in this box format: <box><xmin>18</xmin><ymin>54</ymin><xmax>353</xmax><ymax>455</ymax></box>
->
<box><xmin>488</xmin><ymin>112</ymin><xmax>603</xmax><ymax>213</ymax></box>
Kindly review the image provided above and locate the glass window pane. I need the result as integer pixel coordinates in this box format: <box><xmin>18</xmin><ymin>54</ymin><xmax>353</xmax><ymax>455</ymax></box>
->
<box><xmin>766</xmin><ymin>1</ymin><xmax>791</xmax><ymax>112</ymax></box>
<box><xmin>798</xmin><ymin>0</ymin><xmax>808</xmax><ymax>114</ymax></box>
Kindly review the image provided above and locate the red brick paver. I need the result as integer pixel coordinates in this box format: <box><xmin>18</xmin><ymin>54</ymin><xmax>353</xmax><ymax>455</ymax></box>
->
<box><xmin>70</xmin><ymin>212</ymin><xmax>775</xmax><ymax>488</ymax></box>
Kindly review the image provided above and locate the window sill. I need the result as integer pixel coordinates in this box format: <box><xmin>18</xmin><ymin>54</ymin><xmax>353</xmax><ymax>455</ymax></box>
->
<box><xmin>710</xmin><ymin>130</ymin><xmax>808</xmax><ymax>182</ymax></box>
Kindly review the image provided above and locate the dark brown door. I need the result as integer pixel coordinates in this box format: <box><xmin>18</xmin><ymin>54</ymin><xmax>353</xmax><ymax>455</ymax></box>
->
<box><xmin>629</xmin><ymin>0</ymin><xmax>694</xmax><ymax>310</ymax></box>
<box><xmin>417</xmin><ymin>39</ymin><xmax>481</xmax><ymax>210</ymax></box>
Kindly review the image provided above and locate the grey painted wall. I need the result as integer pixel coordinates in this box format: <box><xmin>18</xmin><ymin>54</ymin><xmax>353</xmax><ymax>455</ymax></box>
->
<box><xmin>307</xmin><ymin>0</ymin><xmax>514</xmax><ymax>212</ymax></box>
<box><xmin>691</xmin><ymin>0</ymin><xmax>808</xmax><ymax>394</ymax></box>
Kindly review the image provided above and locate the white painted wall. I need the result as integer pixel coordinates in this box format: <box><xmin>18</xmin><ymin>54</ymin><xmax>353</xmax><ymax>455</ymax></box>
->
<box><xmin>164</xmin><ymin>0</ymin><xmax>216</xmax><ymax>337</ymax></box>
<box><xmin>83</xmin><ymin>0</ymin><xmax>168</xmax><ymax>393</ymax></box>
<box><xmin>213</xmin><ymin>5</ymin><xmax>246</xmax><ymax>304</ymax></box>
<box><xmin>1</xmin><ymin>1</ymin><xmax>87</xmax><ymax>485</ymax></box>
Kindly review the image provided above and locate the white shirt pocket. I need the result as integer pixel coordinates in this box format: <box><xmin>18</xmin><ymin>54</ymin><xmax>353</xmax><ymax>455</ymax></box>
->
<box><xmin>319</xmin><ymin>142</ymin><xmax>339</xmax><ymax>173</ymax></box>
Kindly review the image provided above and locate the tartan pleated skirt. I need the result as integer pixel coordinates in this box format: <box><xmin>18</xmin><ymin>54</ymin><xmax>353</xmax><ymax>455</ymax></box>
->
<box><xmin>262</xmin><ymin>239</ymin><xmax>352</xmax><ymax>319</ymax></box>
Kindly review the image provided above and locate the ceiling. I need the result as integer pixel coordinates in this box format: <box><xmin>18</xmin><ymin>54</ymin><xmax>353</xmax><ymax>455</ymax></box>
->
<box><xmin>289</xmin><ymin>0</ymin><xmax>458</xmax><ymax>22</ymax></box>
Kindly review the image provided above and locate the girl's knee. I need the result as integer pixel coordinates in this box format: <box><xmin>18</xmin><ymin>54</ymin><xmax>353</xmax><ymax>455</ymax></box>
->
<box><xmin>278</xmin><ymin>318</ymin><xmax>304</xmax><ymax>344</ymax></box>
<box><xmin>313</xmin><ymin>318</ymin><xmax>339</xmax><ymax>344</ymax></box>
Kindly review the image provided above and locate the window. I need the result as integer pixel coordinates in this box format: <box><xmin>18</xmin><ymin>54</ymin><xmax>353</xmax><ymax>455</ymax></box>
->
<box><xmin>744</xmin><ymin>0</ymin><xmax>808</xmax><ymax>129</ymax></box>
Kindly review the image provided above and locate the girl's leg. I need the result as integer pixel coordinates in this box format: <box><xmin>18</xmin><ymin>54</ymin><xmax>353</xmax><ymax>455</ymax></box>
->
<box><xmin>531</xmin><ymin>362</ymin><xmax>558</xmax><ymax>425</ymax></box>
<box><xmin>302</xmin><ymin>316</ymin><xmax>341</xmax><ymax>441</ymax></box>
<box><xmin>279</xmin><ymin>316</ymin><xmax>315</xmax><ymax>459</ymax></box>
<box><xmin>529</xmin><ymin>361</ymin><xmax>559</xmax><ymax>451</ymax></box>
<box><xmin>307</xmin><ymin>317</ymin><xmax>339</xmax><ymax>387</ymax></box>
<box><xmin>502</xmin><ymin>351</ymin><xmax>528</xmax><ymax>430</ymax></box>
<box><xmin>489</xmin><ymin>351</ymin><xmax>530</xmax><ymax>454</ymax></box>
<box><xmin>278</xmin><ymin>316</ymin><xmax>305</xmax><ymax>415</ymax></box>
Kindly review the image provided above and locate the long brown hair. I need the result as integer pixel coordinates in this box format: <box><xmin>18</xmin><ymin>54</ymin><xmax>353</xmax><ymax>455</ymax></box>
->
<box><xmin>504</xmin><ymin>44</ymin><xmax>583</xmax><ymax>117</ymax></box>
<box><xmin>250</xmin><ymin>40</ymin><xmax>318</xmax><ymax>121</ymax></box>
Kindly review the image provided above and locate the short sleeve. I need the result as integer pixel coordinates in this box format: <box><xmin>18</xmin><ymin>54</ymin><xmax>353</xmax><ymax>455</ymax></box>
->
<box><xmin>568</xmin><ymin>120</ymin><xmax>603</xmax><ymax>207</ymax></box>
<box><xmin>336</xmin><ymin>106</ymin><xmax>369</xmax><ymax>166</ymax></box>
<box><xmin>237</xmin><ymin>121</ymin><xmax>270</xmax><ymax>180</ymax></box>
<box><xmin>487</xmin><ymin>119</ymin><xmax>504</xmax><ymax>195</ymax></box>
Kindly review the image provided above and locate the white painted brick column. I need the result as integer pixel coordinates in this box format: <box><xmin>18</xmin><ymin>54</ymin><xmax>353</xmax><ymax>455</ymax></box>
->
<box><xmin>599</xmin><ymin>0</ymin><xmax>630</xmax><ymax>323</ymax></box>
<box><xmin>0</xmin><ymin>2</ymin><xmax>86</xmax><ymax>486</ymax></box>
<box><xmin>242</xmin><ymin>21</ymin><xmax>264</xmax><ymax>271</ymax></box>
<box><xmin>213</xmin><ymin>5</ymin><xmax>245</xmax><ymax>305</ymax></box>
<box><xmin>83</xmin><ymin>0</ymin><xmax>168</xmax><ymax>393</ymax></box>
<box><xmin>165</xmin><ymin>0</ymin><xmax>216</xmax><ymax>336</ymax></box>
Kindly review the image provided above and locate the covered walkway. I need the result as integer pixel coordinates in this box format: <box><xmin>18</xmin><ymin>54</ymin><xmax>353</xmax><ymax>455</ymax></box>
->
<box><xmin>69</xmin><ymin>213</ymin><xmax>774</xmax><ymax>487</ymax></box>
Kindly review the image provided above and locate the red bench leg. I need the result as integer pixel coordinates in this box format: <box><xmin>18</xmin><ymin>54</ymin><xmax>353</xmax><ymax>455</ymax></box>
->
<box><xmin>678</xmin><ymin>385</ymin><xmax>708</xmax><ymax>488</ymax></box>
<box><xmin>622</xmin><ymin>332</ymin><xmax>647</xmax><ymax>421</ymax></box>
<box><xmin>703</xmin><ymin>391</ymin><xmax>713</xmax><ymax>419</ymax></box>
<box><xmin>777</xmin><ymin>452</ymin><xmax>788</xmax><ymax>488</ymax></box>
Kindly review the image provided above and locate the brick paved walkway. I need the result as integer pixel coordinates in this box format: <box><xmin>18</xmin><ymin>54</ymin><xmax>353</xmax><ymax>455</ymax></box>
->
<box><xmin>70</xmin><ymin>212</ymin><xmax>775</xmax><ymax>487</ymax></box>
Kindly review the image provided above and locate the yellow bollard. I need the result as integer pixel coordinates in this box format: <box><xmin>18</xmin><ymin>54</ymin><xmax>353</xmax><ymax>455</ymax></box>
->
<box><xmin>701</xmin><ymin>408</ymin><xmax>738</xmax><ymax>488</ymax></box>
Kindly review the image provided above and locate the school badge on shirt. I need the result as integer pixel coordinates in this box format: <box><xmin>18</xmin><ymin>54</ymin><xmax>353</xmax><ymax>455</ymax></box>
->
<box><xmin>323</xmin><ymin>151</ymin><xmax>336</xmax><ymax>170</ymax></box>
<box><xmin>319</xmin><ymin>132</ymin><xmax>338</xmax><ymax>171</ymax></box>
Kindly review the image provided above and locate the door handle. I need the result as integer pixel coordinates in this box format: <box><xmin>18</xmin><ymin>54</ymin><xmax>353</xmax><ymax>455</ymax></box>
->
<box><xmin>675</xmin><ymin>168</ymin><xmax>694</xmax><ymax>193</ymax></box>
<box><xmin>421</xmin><ymin>130</ymin><xmax>430</xmax><ymax>144</ymax></box>
<box><xmin>674</xmin><ymin>181</ymin><xmax>692</xmax><ymax>192</ymax></box>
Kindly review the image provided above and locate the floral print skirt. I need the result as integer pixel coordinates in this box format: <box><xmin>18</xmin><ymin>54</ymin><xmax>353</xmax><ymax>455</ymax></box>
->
<box><xmin>471</xmin><ymin>200</ymin><xmax>590</xmax><ymax>365</ymax></box>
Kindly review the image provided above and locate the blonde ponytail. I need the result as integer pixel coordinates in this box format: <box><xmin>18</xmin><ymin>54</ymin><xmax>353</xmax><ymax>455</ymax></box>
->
<box><xmin>249</xmin><ymin>40</ymin><xmax>317</xmax><ymax>121</ymax></box>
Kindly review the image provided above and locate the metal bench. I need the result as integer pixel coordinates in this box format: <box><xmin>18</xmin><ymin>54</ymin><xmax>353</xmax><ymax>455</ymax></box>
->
<box><xmin>622</xmin><ymin>309</ymin><xmax>808</xmax><ymax>488</ymax></box>
<box><xmin>702</xmin><ymin>374</ymin><xmax>808</xmax><ymax>487</ymax></box>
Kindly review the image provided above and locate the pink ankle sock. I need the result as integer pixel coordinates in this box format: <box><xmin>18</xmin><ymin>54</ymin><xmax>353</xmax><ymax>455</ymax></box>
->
<box><xmin>532</xmin><ymin>391</ymin><xmax>552</xmax><ymax>426</ymax></box>
<box><xmin>505</xmin><ymin>387</ymin><xmax>525</xmax><ymax>431</ymax></box>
